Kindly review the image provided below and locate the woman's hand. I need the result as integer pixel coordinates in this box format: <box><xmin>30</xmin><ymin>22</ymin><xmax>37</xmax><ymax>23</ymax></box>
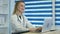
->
<box><xmin>29</xmin><ymin>28</ymin><xmax>37</xmax><ymax>32</ymax></box>
<box><xmin>28</xmin><ymin>27</ymin><xmax>42</xmax><ymax>32</ymax></box>
<box><xmin>36</xmin><ymin>27</ymin><xmax>42</xmax><ymax>32</ymax></box>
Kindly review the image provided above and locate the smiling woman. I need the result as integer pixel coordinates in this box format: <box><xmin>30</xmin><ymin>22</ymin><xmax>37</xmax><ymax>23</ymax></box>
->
<box><xmin>11</xmin><ymin>0</ymin><xmax>42</xmax><ymax>34</ymax></box>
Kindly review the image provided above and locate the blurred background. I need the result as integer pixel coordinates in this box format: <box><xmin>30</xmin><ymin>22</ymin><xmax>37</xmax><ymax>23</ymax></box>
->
<box><xmin>0</xmin><ymin>0</ymin><xmax>60</xmax><ymax>34</ymax></box>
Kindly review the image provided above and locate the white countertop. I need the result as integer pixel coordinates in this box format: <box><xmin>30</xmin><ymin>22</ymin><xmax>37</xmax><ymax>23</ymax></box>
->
<box><xmin>22</xmin><ymin>30</ymin><xmax>60</xmax><ymax>34</ymax></box>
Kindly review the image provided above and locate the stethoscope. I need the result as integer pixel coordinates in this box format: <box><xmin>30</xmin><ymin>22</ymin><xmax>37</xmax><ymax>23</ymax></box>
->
<box><xmin>17</xmin><ymin>15</ymin><xmax>25</xmax><ymax>27</ymax></box>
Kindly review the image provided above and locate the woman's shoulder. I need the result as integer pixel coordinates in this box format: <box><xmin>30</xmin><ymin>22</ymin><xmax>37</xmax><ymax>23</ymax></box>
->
<box><xmin>22</xmin><ymin>15</ymin><xmax>27</xmax><ymax>19</ymax></box>
<box><xmin>22</xmin><ymin>15</ymin><xmax>28</xmax><ymax>20</ymax></box>
<box><xmin>11</xmin><ymin>14</ymin><xmax>17</xmax><ymax>18</ymax></box>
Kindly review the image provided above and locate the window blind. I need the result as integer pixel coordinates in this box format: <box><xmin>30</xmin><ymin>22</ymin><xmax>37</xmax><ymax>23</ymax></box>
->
<box><xmin>55</xmin><ymin>0</ymin><xmax>60</xmax><ymax>25</ymax></box>
<box><xmin>24</xmin><ymin>0</ymin><xmax>52</xmax><ymax>27</ymax></box>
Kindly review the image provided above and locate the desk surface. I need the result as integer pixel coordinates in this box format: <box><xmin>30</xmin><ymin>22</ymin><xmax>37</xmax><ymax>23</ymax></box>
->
<box><xmin>22</xmin><ymin>30</ymin><xmax>60</xmax><ymax>34</ymax></box>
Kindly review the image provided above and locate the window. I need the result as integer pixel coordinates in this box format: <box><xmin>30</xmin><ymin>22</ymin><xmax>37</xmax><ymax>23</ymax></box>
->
<box><xmin>24</xmin><ymin>0</ymin><xmax>52</xmax><ymax>27</ymax></box>
<box><xmin>55</xmin><ymin>0</ymin><xmax>60</xmax><ymax>25</ymax></box>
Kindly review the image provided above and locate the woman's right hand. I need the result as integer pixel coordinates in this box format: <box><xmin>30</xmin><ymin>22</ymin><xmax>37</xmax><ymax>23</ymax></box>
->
<box><xmin>29</xmin><ymin>28</ymin><xmax>37</xmax><ymax>32</ymax></box>
<box><xmin>35</xmin><ymin>27</ymin><xmax>42</xmax><ymax>32</ymax></box>
<box><xmin>28</xmin><ymin>27</ymin><xmax>42</xmax><ymax>32</ymax></box>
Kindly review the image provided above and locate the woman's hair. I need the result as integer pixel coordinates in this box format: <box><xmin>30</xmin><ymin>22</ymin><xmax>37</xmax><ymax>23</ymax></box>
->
<box><xmin>13</xmin><ymin>1</ymin><xmax>25</xmax><ymax>14</ymax></box>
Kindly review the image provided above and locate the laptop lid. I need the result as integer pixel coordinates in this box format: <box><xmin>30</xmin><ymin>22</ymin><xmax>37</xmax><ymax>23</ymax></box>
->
<box><xmin>42</xmin><ymin>18</ymin><xmax>53</xmax><ymax>32</ymax></box>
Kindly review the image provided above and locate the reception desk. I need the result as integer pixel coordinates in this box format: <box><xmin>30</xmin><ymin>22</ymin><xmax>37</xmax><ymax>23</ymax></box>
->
<box><xmin>22</xmin><ymin>30</ymin><xmax>60</xmax><ymax>34</ymax></box>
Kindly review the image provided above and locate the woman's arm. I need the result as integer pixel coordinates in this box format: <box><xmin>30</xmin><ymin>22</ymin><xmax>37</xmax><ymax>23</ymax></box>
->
<box><xmin>24</xmin><ymin>16</ymin><xmax>37</xmax><ymax>32</ymax></box>
<box><xmin>24</xmin><ymin>16</ymin><xmax>42</xmax><ymax>32</ymax></box>
<box><xmin>24</xmin><ymin>16</ymin><xmax>35</xmax><ymax>28</ymax></box>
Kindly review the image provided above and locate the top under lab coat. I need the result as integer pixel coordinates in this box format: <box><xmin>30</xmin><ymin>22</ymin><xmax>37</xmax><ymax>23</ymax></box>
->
<box><xmin>11</xmin><ymin>14</ymin><xmax>35</xmax><ymax>33</ymax></box>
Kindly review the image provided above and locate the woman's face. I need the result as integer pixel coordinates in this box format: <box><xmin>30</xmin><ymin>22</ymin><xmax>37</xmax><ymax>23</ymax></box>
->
<box><xmin>17</xmin><ymin>2</ymin><xmax>25</xmax><ymax>14</ymax></box>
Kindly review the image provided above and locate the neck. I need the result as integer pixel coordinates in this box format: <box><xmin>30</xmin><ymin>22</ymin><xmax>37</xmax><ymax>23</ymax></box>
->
<box><xmin>16</xmin><ymin>11</ymin><xmax>22</xmax><ymax>16</ymax></box>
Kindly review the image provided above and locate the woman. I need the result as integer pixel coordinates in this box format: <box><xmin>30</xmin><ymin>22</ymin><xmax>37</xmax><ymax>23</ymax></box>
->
<box><xmin>11</xmin><ymin>0</ymin><xmax>42</xmax><ymax>34</ymax></box>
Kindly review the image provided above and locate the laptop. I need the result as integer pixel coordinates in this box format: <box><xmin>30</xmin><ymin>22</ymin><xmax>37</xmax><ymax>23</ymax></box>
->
<box><xmin>42</xmin><ymin>18</ymin><xmax>53</xmax><ymax>32</ymax></box>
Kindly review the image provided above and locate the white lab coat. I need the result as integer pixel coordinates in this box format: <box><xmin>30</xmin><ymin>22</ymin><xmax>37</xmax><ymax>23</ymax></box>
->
<box><xmin>11</xmin><ymin>14</ymin><xmax>35</xmax><ymax>33</ymax></box>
